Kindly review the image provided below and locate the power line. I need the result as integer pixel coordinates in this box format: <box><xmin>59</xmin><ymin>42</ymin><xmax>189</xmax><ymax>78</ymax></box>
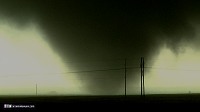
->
<box><xmin>1</xmin><ymin>59</ymin><xmax>200</xmax><ymax>79</ymax></box>
<box><xmin>3</xmin><ymin>65</ymin><xmax>200</xmax><ymax>78</ymax></box>
<box><xmin>145</xmin><ymin>67</ymin><xmax>200</xmax><ymax>71</ymax></box>
<box><xmin>0</xmin><ymin>67</ymin><xmax>132</xmax><ymax>78</ymax></box>
<box><xmin>1</xmin><ymin>66</ymin><xmax>200</xmax><ymax>78</ymax></box>
<box><xmin>62</xmin><ymin>68</ymin><xmax>126</xmax><ymax>74</ymax></box>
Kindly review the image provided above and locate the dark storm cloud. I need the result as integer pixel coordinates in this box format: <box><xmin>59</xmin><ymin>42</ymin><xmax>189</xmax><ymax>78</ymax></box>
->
<box><xmin>1</xmin><ymin>0</ymin><xmax>200</xmax><ymax>94</ymax></box>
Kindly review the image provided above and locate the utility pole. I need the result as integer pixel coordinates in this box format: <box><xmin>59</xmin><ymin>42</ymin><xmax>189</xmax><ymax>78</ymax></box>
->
<box><xmin>143</xmin><ymin>57</ymin><xmax>145</xmax><ymax>96</ymax></box>
<box><xmin>140</xmin><ymin>57</ymin><xmax>145</xmax><ymax>96</ymax></box>
<box><xmin>36</xmin><ymin>84</ymin><xmax>37</xmax><ymax>96</ymax></box>
<box><xmin>125</xmin><ymin>58</ymin><xmax>127</xmax><ymax>96</ymax></box>
<box><xmin>141</xmin><ymin>57</ymin><xmax>143</xmax><ymax>96</ymax></box>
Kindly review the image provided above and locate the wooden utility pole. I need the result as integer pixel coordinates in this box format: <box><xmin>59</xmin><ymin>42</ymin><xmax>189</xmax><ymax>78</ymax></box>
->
<box><xmin>143</xmin><ymin>57</ymin><xmax>145</xmax><ymax>96</ymax></box>
<box><xmin>36</xmin><ymin>84</ymin><xmax>37</xmax><ymax>96</ymax></box>
<box><xmin>124</xmin><ymin>59</ymin><xmax>127</xmax><ymax>96</ymax></box>
<box><xmin>141</xmin><ymin>57</ymin><xmax>145</xmax><ymax>96</ymax></box>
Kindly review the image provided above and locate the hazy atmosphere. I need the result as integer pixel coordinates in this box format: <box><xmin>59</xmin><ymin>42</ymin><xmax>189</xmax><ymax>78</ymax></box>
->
<box><xmin>1</xmin><ymin>0</ymin><xmax>200</xmax><ymax>95</ymax></box>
